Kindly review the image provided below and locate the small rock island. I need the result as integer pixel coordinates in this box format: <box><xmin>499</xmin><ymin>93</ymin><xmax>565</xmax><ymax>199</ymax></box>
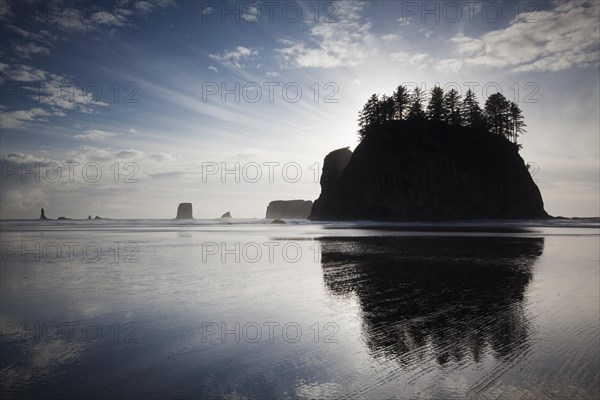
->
<box><xmin>266</xmin><ymin>200</ymin><xmax>313</xmax><ymax>219</ymax></box>
<box><xmin>176</xmin><ymin>203</ymin><xmax>193</xmax><ymax>219</ymax></box>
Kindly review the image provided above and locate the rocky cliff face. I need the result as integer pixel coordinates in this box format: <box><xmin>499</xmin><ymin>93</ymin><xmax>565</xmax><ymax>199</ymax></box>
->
<box><xmin>309</xmin><ymin>120</ymin><xmax>548</xmax><ymax>221</ymax></box>
<box><xmin>176</xmin><ymin>203</ymin><xmax>193</xmax><ymax>219</ymax></box>
<box><xmin>266</xmin><ymin>200</ymin><xmax>313</xmax><ymax>219</ymax></box>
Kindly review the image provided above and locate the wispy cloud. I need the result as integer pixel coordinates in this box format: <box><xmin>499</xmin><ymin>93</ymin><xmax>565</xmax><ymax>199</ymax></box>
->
<box><xmin>209</xmin><ymin>46</ymin><xmax>260</xmax><ymax>68</ymax></box>
<box><xmin>75</xmin><ymin>129</ymin><xmax>118</xmax><ymax>140</ymax></box>
<box><xmin>13</xmin><ymin>42</ymin><xmax>51</xmax><ymax>58</ymax></box>
<box><xmin>0</xmin><ymin>108</ymin><xmax>51</xmax><ymax>129</ymax></box>
<box><xmin>382</xmin><ymin>34</ymin><xmax>400</xmax><ymax>42</ymax></box>
<box><xmin>276</xmin><ymin>1</ymin><xmax>374</xmax><ymax>68</ymax></box>
<box><xmin>444</xmin><ymin>0</ymin><xmax>599</xmax><ymax>72</ymax></box>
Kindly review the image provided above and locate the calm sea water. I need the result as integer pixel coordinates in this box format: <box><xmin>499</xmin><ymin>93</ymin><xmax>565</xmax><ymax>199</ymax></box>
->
<box><xmin>1</xmin><ymin>219</ymin><xmax>599</xmax><ymax>399</ymax></box>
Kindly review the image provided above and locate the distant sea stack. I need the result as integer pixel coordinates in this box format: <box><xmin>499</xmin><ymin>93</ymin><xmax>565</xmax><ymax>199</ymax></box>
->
<box><xmin>39</xmin><ymin>208</ymin><xmax>47</xmax><ymax>220</ymax></box>
<box><xmin>266</xmin><ymin>200</ymin><xmax>313</xmax><ymax>219</ymax></box>
<box><xmin>176</xmin><ymin>203</ymin><xmax>193</xmax><ymax>219</ymax></box>
<box><xmin>221</xmin><ymin>212</ymin><xmax>232</xmax><ymax>219</ymax></box>
<box><xmin>310</xmin><ymin>120</ymin><xmax>548</xmax><ymax>221</ymax></box>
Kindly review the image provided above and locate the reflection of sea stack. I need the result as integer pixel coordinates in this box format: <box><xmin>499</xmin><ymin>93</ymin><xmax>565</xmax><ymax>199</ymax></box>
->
<box><xmin>176</xmin><ymin>203</ymin><xmax>193</xmax><ymax>219</ymax></box>
<box><xmin>319</xmin><ymin>236</ymin><xmax>544</xmax><ymax>363</ymax></box>
<box><xmin>39</xmin><ymin>208</ymin><xmax>47</xmax><ymax>220</ymax></box>
<box><xmin>220</xmin><ymin>212</ymin><xmax>232</xmax><ymax>219</ymax></box>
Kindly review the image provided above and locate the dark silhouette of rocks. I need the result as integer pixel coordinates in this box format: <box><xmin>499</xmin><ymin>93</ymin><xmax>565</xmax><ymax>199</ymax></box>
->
<box><xmin>310</xmin><ymin>120</ymin><xmax>548</xmax><ymax>220</ymax></box>
<box><xmin>266</xmin><ymin>200</ymin><xmax>313</xmax><ymax>219</ymax></box>
<box><xmin>39</xmin><ymin>208</ymin><xmax>47</xmax><ymax>220</ymax></box>
<box><xmin>94</xmin><ymin>216</ymin><xmax>105</xmax><ymax>220</ymax></box>
<box><xmin>270</xmin><ymin>219</ymin><xmax>286</xmax><ymax>224</ymax></box>
<box><xmin>221</xmin><ymin>212</ymin><xmax>232</xmax><ymax>219</ymax></box>
<box><xmin>88</xmin><ymin>215</ymin><xmax>92</xmax><ymax>220</ymax></box>
<box><xmin>317</xmin><ymin>147</ymin><xmax>352</xmax><ymax>199</ymax></box>
<box><xmin>176</xmin><ymin>203</ymin><xmax>193</xmax><ymax>219</ymax></box>
<box><xmin>57</xmin><ymin>217</ymin><xmax>72</xmax><ymax>220</ymax></box>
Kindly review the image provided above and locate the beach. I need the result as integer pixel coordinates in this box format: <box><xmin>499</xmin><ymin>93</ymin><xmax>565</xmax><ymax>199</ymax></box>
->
<box><xmin>1</xmin><ymin>219</ymin><xmax>598</xmax><ymax>399</ymax></box>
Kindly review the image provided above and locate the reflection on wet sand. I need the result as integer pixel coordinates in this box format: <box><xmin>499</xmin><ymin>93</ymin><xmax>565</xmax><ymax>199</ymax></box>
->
<box><xmin>320</xmin><ymin>236</ymin><xmax>544</xmax><ymax>365</ymax></box>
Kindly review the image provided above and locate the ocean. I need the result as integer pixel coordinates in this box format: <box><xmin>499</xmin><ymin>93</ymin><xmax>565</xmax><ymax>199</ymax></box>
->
<box><xmin>1</xmin><ymin>219</ymin><xmax>598</xmax><ymax>399</ymax></box>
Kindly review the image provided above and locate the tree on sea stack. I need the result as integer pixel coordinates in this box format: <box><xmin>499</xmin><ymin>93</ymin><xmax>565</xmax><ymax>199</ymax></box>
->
<box><xmin>358</xmin><ymin>94</ymin><xmax>382</xmax><ymax>140</ymax></box>
<box><xmin>444</xmin><ymin>88</ymin><xmax>462</xmax><ymax>126</ymax></box>
<box><xmin>426</xmin><ymin>85</ymin><xmax>445</xmax><ymax>122</ymax></box>
<box><xmin>407</xmin><ymin>87</ymin><xmax>426</xmax><ymax>121</ymax></box>
<box><xmin>461</xmin><ymin>89</ymin><xmax>484</xmax><ymax>128</ymax></box>
<box><xmin>509</xmin><ymin>101</ymin><xmax>526</xmax><ymax>144</ymax></box>
<box><xmin>355</xmin><ymin>82</ymin><xmax>527</xmax><ymax>152</ymax></box>
<box><xmin>484</xmin><ymin>92</ymin><xmax>511</xmax><ymax>138</ymax></box>
<box><xmin>392</xmin><ymin>85</ymin><xmax>410</xmax><ymax>120</ymax></box>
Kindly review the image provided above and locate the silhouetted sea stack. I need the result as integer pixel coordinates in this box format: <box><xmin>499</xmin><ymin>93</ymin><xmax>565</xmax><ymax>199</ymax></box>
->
<box><xmin>310</xmin><ymin>120</ymin><xmax>548</xmax><ymax>221</ymax></box>
<box><xmin>266</xmin><ymin>200</ymin><xmax>313</xmax><ymax>219</ymax></box>
<box><xmin>221</xmin><ymin>212</ymin><xmax>232</xmax><ymax>219</ymax></box>
<box><xmin>39</xmin><ymin>208</ymin><xmax>47</xmax><ymax>220</ymax></box>
<box><xmin>176</xmin><ymin>203</ymin><xmax>193</xmax><ymax>219</ymax></box>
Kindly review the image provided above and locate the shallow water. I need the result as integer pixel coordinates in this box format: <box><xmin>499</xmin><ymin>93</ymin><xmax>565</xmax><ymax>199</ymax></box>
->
<box><xmin>1</xmin><ymin>220</ymin><xmax>598</xmax><ymax>399</ymax></box>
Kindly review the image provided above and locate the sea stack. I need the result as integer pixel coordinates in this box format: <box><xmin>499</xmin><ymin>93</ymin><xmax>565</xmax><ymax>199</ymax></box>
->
<box><xmin>220</xmin><ymin>212</ymin><xmax>232</xmax><ymax>219</ymax></box>
<box><xmin>176</xmin><ymin>203</ymin><xmax>193</xmax><ymax>219</ymax></box>
<box><xmin>40</xmin><ymin>208</ymin><xmax>47</xmax><ymax>220</ymax></box>
<box><xmin>310</xmin><ymin>120</ymin><xmax>548</xmax><ymax>221</ymax></box>
<box><xmin>265</xmin><ymin>200</ymin><xmax>313</xmax><ymax>219</ymax></box>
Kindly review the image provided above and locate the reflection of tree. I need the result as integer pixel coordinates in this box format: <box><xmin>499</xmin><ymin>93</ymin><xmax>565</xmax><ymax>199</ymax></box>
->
<box><xmin>319</xmin><ymin>236</ymin><xmax>544</xmax><ymax>365</ymax></box>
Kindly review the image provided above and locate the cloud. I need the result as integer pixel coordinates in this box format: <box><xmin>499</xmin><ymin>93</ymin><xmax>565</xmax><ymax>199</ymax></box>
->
<box><xmin>0</xmin><ymin>0</ymin><xmax>11</xmax><ymax>21</ymax></box>
<box><xmin>242</xmin><ymin>3</ymin><xmax>260</xmax><ymax>22</ymax></box>
<box><xmin>382</xmin><ymin>34</ymin><xmax>400</xmax><ymax>41</ymax></box>
<box><xmin>209</xmin><ymin>46</ymin><xmax>260</xmax><ymax>68</ymax></box>
<box><xmin>390</xmin><ymin>52</ymin><xmax>428</xmax><ymax>65</ymax></box>
<box><xmin>0</xmin><ymin>108</ymin><xmax>50</xmax><ymax>129</ymax></box>
<box><xmin>208</xmin><ymin>65</ymin><xmax>219</xmax><ymax>73</ymax></box>
<box><xmin>46</xmin><ymin>0</ymin><xmax>175</xmax><ymax>33</ymax></box>
<box><xmin>446</xmin><ymin>0</ymin><xmax>599</xmax><ymax>72</ymax></box>
<box><xmin>148</xmin><ymin>152</ymin><xmax>175</xmax><ymax>162</ymax></box>
<box><xmin>276</xmin><ymin>1</ymin><xmax>374</xmax><ymax>68</ymax></box>
<box><xmin>265</xmin><ymin>71</ymin><xmax>280</xmax><ymax>78</ymax></box>
<box><xmin>6</xmin><ymin>25</ymin><xmax>57</xmax><ymax>44</ymax></box>
<box><xmin>13</xmin><ymin>42</ymin><xmax>51</xmax><ymax>58</ymax></box>
<box><xmin>1</xmin><ymin>64</ymin><xmax>48</xmax><ymax>81</ymax></box>
<box><xmin>419</xmin><ymin>29</ymin><xmax>434</xmax><ymax>39</ymax></box>
<box><xmin>75</xmin><ymin>129</ymin><xmax>118</xmax><ymax>140</ymax></box>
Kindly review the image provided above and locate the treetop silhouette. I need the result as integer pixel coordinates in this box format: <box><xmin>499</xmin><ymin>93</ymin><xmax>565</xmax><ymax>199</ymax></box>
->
<box><xmin>358</xmin><ymin>85</ymin><xmax>526</xmax><ymax>149</ymax></box>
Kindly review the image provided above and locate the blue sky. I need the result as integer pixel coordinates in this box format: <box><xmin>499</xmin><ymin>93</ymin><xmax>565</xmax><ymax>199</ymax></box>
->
<box><xmin>1</xmin><ymin>0</ymin><xmax>598</xmax><ymax>218</ymax></box>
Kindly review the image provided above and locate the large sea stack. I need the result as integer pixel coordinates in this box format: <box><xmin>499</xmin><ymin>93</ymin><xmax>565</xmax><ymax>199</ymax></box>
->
<box><xmin>309</xmin><ymin>120</ymin><xmax>548</xmax><ymax>221</ymax></box>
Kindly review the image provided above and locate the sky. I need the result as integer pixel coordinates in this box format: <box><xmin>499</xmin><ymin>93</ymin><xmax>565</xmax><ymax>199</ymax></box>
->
<box><xmin>0</xmin><ymin>0</ymin><xmax>598</xmax><ymax>219</ymax></box>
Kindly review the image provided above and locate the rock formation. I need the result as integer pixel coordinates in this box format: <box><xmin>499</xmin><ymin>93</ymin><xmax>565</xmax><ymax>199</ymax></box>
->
<box><xmin>40</xmin><ymin>208</ymin><xmax>47</xmax><ymax>220</ymax></box>
<box><xmin>270</xmin><ymin>219</ymin><xmax>286</xmax><ymax>224</ymax></box>
<box><xmin>310</xmin><ymin>120</ymin><xmax>548</xmax><ymax>221</ymax></box>
<box><xmin>176</xmin><ymin>203</ymin><xmax>193</xmax><ymax>219</ymax></box>
<box><xmin>88</xmin><ymin>215</ymin><xmax>92</xmax><ymax>220</ymax></box>
<box><xmin>265</xmin><ymin>200</ymin><xmax>313</xmax><ymax>219</ymax></box>
<box><xmin>221</xmin><ymin>212</ymin><xmax>232</xmax><ymax>219</ymax></box>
